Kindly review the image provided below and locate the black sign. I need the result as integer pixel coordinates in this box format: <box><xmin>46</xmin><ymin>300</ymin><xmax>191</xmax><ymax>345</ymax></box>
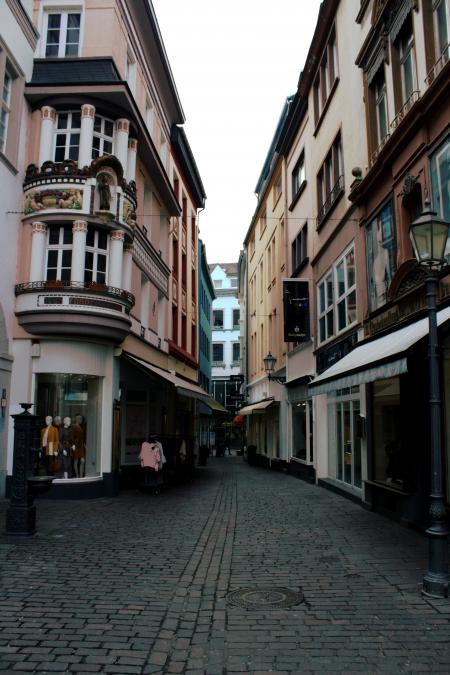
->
<box><xmin>230</xmin><ymin>374</ymin><xmax>244</xmax><ymax>382</ymax></box>
<box><xmin>229</xmin><ymin>394</ymin><xmax>245</xmax><ymax>401</ymax></box>
<box><xmin>283</xmin><ymin>279</ymin><xmax>310</xmax><ymax>342</ymax></box>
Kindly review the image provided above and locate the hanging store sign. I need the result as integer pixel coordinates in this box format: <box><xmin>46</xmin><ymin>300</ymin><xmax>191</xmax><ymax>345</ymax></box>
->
<box><xmin>283</xmin><ymin>279</ymin><xmax>310</xmax><ymax>342</ymax></box>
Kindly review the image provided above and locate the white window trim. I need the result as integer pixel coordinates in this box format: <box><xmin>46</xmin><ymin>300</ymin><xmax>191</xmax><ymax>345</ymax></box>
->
<box><xmin>433</xmin><ymin>0</ymin><xmax>450</xmax><ymax>59</ymax></box>
<box><xmin>0</xmin><ymin>67</ymin><xmax>12</xmax><ymax>154</ymax></box>
<box><xmin>92</xmin><ymin>115</ymin><xmax>115</xmax><ymax>159</ymax></box>
<box><xmin>54</xmin><ymin>110</ymin><xmax>81</xmax><ymax>162</ymax></box>
<box><xmin>317</xmin><ymin>243</ymin><xmax>357</xmax><ymax>346</ymax></box>
<box><xmin>46</xmin><ymin>226</ymin><xmax>72</xmax><ymax>280</ymax></box>
<box><xmin>125</xmin><ymin>49</ymin><xmax>137</xmax><ymax>93</ymax></box>
<box><xmin>39</xmin><ymin>2</ymin><xmax>85</xmax><ymax>59</ymax></box>
<box><xmin>85</xmin><ymin>229</ymin><xmax>109</xmax><ymax>284</ymax></box>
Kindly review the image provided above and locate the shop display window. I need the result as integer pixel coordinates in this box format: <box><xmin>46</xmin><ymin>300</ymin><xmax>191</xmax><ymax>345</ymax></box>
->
<box><xmin>34</xmin><ymin>373</ymin><xmax>101</xmax><ymax>479</ymax></box>
<box><xmin>292</xmin><ymin>400</ymin><xmax>313</xmax><ymax>462</ymax></box>
<box><xmin>372</xmin><ymin>377</ymin><xmax>404</xmax><ymax>488</ymax></box>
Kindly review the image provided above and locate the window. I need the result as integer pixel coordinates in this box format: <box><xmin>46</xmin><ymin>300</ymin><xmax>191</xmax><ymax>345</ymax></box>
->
<box><xmin>46</xmin><ymin>226</ymin><xmax>73</xmax><ymax>281</ymax></box>
<box><xmin>292</xmin><ymin>153</ymin><xmax>305</xmax><ymax>199</ymax></box>
<box><xmin>145</xmin><ymin>101</ymin><xmax>153</xmax><ymax>136</ymax></box>
<box><xmin>92</xmin><ymin>116</ymin><xmax>114</xmax><ymax>159</ymax></box>
<box><xmin>366</xmin><ymin>202</ymin><xmax>396</xmax><ymax>312</ymax></box>
<box><xmin>313</xmin><ymin>26</ymin><xmax>338</xmax><ymax>124</ymax></box>
<box><xmin>317</xmin><ymin>133</ymin><xmax>344</xmax><ymax>225</ymax></box>
<box><xmin>0</xmin><ymin>67</ymin><xmax>11</xmax><ymax>154</ymax></box>
<box><xmin>291</xmin><ymin>223</ymin><xmax>308</xmax><ymax>273</ymax></box>
<box><xmin>292</xmin><ymin>400</ymin><xmax>313</xmax><ymax>462</ymax></box>
<box><xmin>431</xmin><ymin>136</ymin><xmax>450</xmax><ymax>259</ymax></box>
<box><xmin>372</xmin><ymin>68</ymin><xmax>389</xmax><ymax>147</ymax></box>
<box><xmin>331</xmin><ymin>388</ymin><xmax>361</xmax><ymax>489</ymax></box>
<box><xmin>249</xmin><ymin>233</ymin><xmax>255</xmax><ymax>258</ymax></box>
<box><xmin>212</xmin><ymin>343</ymin><xmax>223</xmax><ymax>363</ymax></box>
<box><xmin>125</xmin><ymin>52</ymin><xmax>136</xmax><ymax>92</ymax></box>
<box><xmin>213</xmin><ymin>279</ymin><xmax>222</xmax><ymax>289</ymax></box>
<box><xmin>232</xmin><ymin>343</ymin><xmax>240</xmax><ymax>363</ymax></box>
<box><xmin>84</xmin><ymin>228</ymin><xmax>108</xmax><ymax>284</ymax></box>
<box><xmin>372</xmin><ymin>377</ymin><xmax>404</xmax><ymax>488</ymax></box>
<box><xmin>233</xmin><ymin>309</ymin><xmax>240</xmax><ymax>328</ymax></box>
<box><xmin>398</xmin><ymin>18</ymin><xmax>417</xmax><ymax>104</ymax></box>
<box><xmin>434</xmin><ymin>0</ymin><xmax>449</xmax><ymax>59</ymax></box>
<box><xmin>317</xmin><ymin>245</ymin><xmax>356</xmax><ymax>344</ymax></box>
<box><xmin>259</xmin><ymin>209</ymin><xmax>267</xmax><ymax>236</ymax></box>
<box><xmin>44</xmin><ymin>11</ymin><xmax>81</xmax><ymax>57</ymax></box>
<box><xmin>54</xmin><ymin>111</ymin><xmax>81</xmax><ymax>162</ymax></box>
<box><xmin>273</xmin><ymin>172</ymin><xmax>282</xmax><ymax>203</ymax></box>
<box><xmin>230</xmin><ymin>276</ymin><xmax>237</xmax><ymax>288</ymax></box>
<box><xmin>213</xmin><ymin>310</ymin><xmax>223</xmax><ymax>328</ymax></box>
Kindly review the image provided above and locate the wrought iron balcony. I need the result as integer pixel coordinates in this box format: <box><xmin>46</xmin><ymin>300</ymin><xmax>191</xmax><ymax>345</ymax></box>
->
<box><xmin>426</xmin><ymin>45</ymin><xmax>450</xmax><ymax>85</ymax></box>
<box><xmin>390</xmin><ymin>91</ymin><xmax>420</xmax><ymax>131</ymax></box>
<box><xmin>14</xmin><ymin>280</ymin><xmax>134</xmax><ymax>342</ymax></box>
<box><xmin>369</xmin><ymin>133</ymin><xmax>391</xmax><ymax>167</ymax></box>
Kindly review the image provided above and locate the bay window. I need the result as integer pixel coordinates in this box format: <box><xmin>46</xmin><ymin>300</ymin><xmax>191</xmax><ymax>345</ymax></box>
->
<box><xmin>92</xmin><ymin>116</ymin><xmax>114</xmax><ymax>159</ymax></box>
<box><xmin>317</xmin><ymin>245</ymin><xmax>356</xmax><ymax>344</ymax></box>
<box><xmin>46</xmin><ymin>226</ymin><xmax>73</xmax><ymax>281</ymax></box>
<box><xmin>84</xmin><ymin>228</ymin><xmax>108</xmax><ymax>284</ymax></box>
<box><xmin>54</xmin><ymin>111</ymin><xmax>81</xmax><ymax>162</ymax></box>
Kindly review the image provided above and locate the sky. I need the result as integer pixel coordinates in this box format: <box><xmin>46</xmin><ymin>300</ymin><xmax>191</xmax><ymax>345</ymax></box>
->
<box><xmin>152</xmin><ymin>0</ymin><xmax>323</xmax><ymax>265</ymax></box>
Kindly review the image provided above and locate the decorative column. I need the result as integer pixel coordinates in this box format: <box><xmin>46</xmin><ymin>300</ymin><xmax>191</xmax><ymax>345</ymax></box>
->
<box><xmin>29</xmin><ymin>222</ymin><xmax>48</xmax><ymax>283</ymax></box>
<box><xmin>71</xmin><ymin>220</ymin><xmax>88</xmax><ymax>283</ymax></box>
<box><xmin>114</xmin><ymin>119</ymin><xmax>130</xmax><ymax>174</ymax></box>
<box><xmin>38</xmin><ymin>106</ymin><xmax>56</xmax><ymax>167</ymax></box>
<box><xmin>109</xmin><ymin>230</ymin><xmax>125</xmax><ymax>288</ymax></box>
<box><xmin>126</xmin><ymin>138</ymin><xmax>138</xmax><ymax>182</ymax></box>
<box><xmin>78</xmin><ymin>104</ymin><xmax>96</xmax><ymax>169</ymax></box>
<box><xmin>122</xmin><ymin>243</ymin><xmax>133</xmax><ymax>292</ymax></box>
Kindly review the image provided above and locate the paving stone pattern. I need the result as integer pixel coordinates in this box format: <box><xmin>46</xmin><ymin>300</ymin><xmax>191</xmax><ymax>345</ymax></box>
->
<box><xmin>0</xmin><ymin>457</ymin><xmax>450</xmax><ymax>674</ymax></box>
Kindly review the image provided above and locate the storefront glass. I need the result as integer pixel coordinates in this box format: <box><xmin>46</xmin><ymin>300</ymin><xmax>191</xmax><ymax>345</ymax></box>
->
<box><xmin>430</xmin><ymin>136</ymin><xmax>450</xmax><ymax>258</ymax></box>
<box><xmin>330</xmin><ymin>387</ymin><xmax>361</xmax><ymax>489</ymax></box>
<box><xmin>372</xmin><ymin>377</ymin><xmax>403</xmax><ymax>488</ymax></box>
<box><xmin>35</xmin><ymin>373</ymin><xmax>101</xmax><ymax>478</ymax></box>
<box><xmin>366</xmin><ymin>202</ymin><xmax>396</xmax><ymax>312</ymax></box>
<box><xmin>292</xmin><ymin>400</ymin><xmax>313</xmax><ymax>462</ymax></box>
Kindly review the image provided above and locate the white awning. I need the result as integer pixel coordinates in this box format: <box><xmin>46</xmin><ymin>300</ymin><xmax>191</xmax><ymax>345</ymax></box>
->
<box><xmin>309</xmin><ymin>306</ymin><xmax>450</xmax><ymax>395</ymax></box>
<box><xmin>238</xmin><ymin>400</ymin><xmax>275</xmax><ymax>415</ymax></box>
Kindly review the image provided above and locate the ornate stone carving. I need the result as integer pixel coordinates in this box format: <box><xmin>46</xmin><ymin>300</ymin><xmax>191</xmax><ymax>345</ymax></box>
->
<box><xmin>41</xmin><ymin>106</ymin><xmax>56</xmax><ymax>121</ymax></box>
<box><xmin>111</xmin><ymin>230</ymin><xmax>125</xmax><ymax>241</ymax></box>
<box><xmin>24</xmin><ymin>189</ymin><xmax>83</xmax><ymax>214</ymax></box>
<box><xmin>73</xmin><ymin>220</ymin><xmax>88</xmax><ymax>233</ymax></box>
<box><xmin>31</xmin><ymin>221</ymin><xmax>47</xmax><ymax>234</ymax></box>
<box><xmin>400</xmin><ymin>173</ymin><xmax>419</xmax><ymax>197</ymax></box>
<box><xmin>97</xmin><ymin>173</ymin><xmax>112</xmax><ymax>211</ymax></box>
<box><xmin>81</xmin><ymin>104</ymin><xmax>95</xmax><ymax>118</ymax></box>
<box><xmin>116</xmin><ymin>119</ymin><xmax>130</xmax><ymax>132</ymax></box>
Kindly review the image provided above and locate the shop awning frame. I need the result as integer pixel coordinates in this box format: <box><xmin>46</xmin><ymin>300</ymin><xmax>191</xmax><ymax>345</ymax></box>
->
<box><xmin>238</xmin><ymin>399</ymin><xmax>276</xmax><ymax>415</ymax></box>
<box><xmin>124</xmin><ymin>353</ymin><xmax>221</xmax><ymax>407</ymax></box>
<box><xmin>308</xmin><ymin>306</ymin><xmax>450</xmax><ymax>395</ymax></box>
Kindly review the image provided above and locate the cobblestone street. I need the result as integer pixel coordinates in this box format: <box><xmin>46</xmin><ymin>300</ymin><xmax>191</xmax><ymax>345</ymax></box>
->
<box><xmin>1</xmin><ymin>457</ymin><xmax>450</xmax><ymax>674</ymax></box>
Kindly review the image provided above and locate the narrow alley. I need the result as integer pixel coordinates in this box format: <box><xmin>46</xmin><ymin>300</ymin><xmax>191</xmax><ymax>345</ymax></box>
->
<box><xmin>1</xmin><ymin>457</ymin><xmax>450</xmax><ymax>674</ymax></box>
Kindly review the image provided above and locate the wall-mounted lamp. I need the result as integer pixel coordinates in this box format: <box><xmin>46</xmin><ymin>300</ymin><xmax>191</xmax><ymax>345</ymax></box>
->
<box><xmin>263</xmin><ymin>352</ymin><xmax>286</xmax><ymax>385</ymax></box>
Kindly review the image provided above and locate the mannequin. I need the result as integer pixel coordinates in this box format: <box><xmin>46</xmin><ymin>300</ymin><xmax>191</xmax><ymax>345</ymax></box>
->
<box><xmin>40</xmin><ymin>415</ymin><xmax>59</xmax><ymax>475</ymax></box>
<box><xmin>59</xmin><ymin>416</ymin><xmax>75</xmax><ymax>479</ymax></box>
<box><xmin>72</xmin><ymin>415</ymin><xmax>86</xmax><ymax>477</ymax></box>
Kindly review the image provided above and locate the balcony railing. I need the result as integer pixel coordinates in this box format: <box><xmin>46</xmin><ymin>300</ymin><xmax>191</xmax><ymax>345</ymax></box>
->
<box><xmin>390</xmin><ymin>90</ymin><xmax>420</xmax><ymax>131</ymax></box>
<box><xmin>317</xmin><ymin>174</ymin><xmax>345</xmax><ymax>227</ymax></box>
<box><xmin>15</xmin><ymin>280</ymin><xmax>134</xmax><ymax>306</ymax></box>
<box><xmin>369</xmin><ymin>133</ymin><xmax>391</xmax><ymax>167</ymax></box>
<box><xmin>426</xmin><ymin>45</ymin><xmax>450</xmax><ymax>85</ymax></box>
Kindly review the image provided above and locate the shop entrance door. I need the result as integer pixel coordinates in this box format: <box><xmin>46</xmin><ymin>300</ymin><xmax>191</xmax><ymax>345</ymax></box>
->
<box><xmin>333</xmin><ymin>392</ymin><xmax>361</xmax><ymax>489</ymax></box>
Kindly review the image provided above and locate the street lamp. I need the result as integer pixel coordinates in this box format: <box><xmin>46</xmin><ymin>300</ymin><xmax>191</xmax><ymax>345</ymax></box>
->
<box><xmin>409</xmin><ymin>201</ymin><xmax>450</xmax><ymax>598</ymax></box>
<box><xmin>263</xmin><ymin>352</ymin><xmax>286</xmax><ymax>384</ymax></box>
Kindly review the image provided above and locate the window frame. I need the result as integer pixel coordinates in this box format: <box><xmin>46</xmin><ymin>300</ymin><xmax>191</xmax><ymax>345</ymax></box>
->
<box><xmin>92</xmin><ymin>115</ymin><xmax>114</xmax><ymax>160</ymax></box>
<box><xmin>46</xmin><ymin>225</ymin><xmax>73</xmax><ymax>281</ymax></box>
<box><xmin>313</xmin><ymin>25</ymin><xmax>339</xmax><ymax>127</ymax></box>
<box><xmin>232</xmin><ymin>342</ymin><xmax>240</xmax><ymax>363</ymax></box>
<box><xmin>0</xmin><ymin>43</ymin><xmax>24</xmax><ymax>171</ymax></box>
<box><xmin>213</xmin><ymin>309</ymin><xmax>224</xmax><ymax>328</ymax></box>
<box><xmin>317</xmin><ymin>132</ymin><xmax>344</xmax><ymax>226</ymax></box>
<box><xmin>372</xmin><ymin>67</ymin><xmax>389</xmax><ymax>147</ymax></box>
<box><xmin>84</xmin><ymin>228</ymin><xmax>109</xmax><ymax>285</ymax></box>
<box><xmin>291</xmin><ymin>222</ymin><xmax>308</xmax><ymax>274</ymax></box>
<box><xmin>291</xmin><ymin>152</ymin><xmax>306</xmax><ymax>202</ymax></box>
<box><xmin>317</xmin><ymin>244</ymin><xmax>357</xmax><ymax>345</ymax></box>
<box><xmin>433</xmin><ymin>0</ymin><xmax>450</xmax><ymax>59</ymax></box>
<box><xmin>42</xmin><ymin>9</ymin><xmax>82</xmax><ymax>58</ymax></box>
<box><xmin>365</xmin><ymin>200</ymin><xmax>397</xmax><ymax>313</ymax></box>
<box><xmin>0</xmin><ymin>66</ymin><xmax>12</xmax><ymax>155</ymax></box>
<box><xmin>212</xmin><ymin>342</ymin><xmax>224</xmax><ymax>363</ymax></box>
<box><xmin>54</xmin><ymin>110</ymin><xmax>81</xmax><ymax>162</ymax></box>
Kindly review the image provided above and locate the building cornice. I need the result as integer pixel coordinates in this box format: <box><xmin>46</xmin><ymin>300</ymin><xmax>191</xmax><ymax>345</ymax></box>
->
<box><xmin>6</xmin><ymin>0</ymin><xmax>39</xmax><ymax>50</ymax></box>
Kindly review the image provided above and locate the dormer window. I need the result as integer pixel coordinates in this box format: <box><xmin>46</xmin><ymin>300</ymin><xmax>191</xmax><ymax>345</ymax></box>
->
<box><xmin>44</xmin><ymin>11</ymin><xmax>81</xmax><ymax>57</ymax></box>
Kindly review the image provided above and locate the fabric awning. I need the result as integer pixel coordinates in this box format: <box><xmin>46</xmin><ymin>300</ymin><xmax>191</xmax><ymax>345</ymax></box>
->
<box><xmin>202</xmin><ymin>398</ymin><xmax>228</xmax><ymax>413</ymax></box>
<box><xmin>308</xmin><ymin>306</ymin><xmax>450</xmax><ymax>395</ymax></box>
<box><xmin>125</xmin><ymin>354</ymin><xmax>211</xmax><ymax>401</ymax></box>
<box><xmin>238</xmin><ymin>399</ymin><xmax>275</xmax><ymax>415</ymax></box>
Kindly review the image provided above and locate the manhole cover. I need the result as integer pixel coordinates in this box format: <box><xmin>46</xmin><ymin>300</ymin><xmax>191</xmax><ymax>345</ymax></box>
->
<box><xmin>226</xmin><ymin>587</ymin><xmax>304</xmax><ymax>609</ymax></box>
